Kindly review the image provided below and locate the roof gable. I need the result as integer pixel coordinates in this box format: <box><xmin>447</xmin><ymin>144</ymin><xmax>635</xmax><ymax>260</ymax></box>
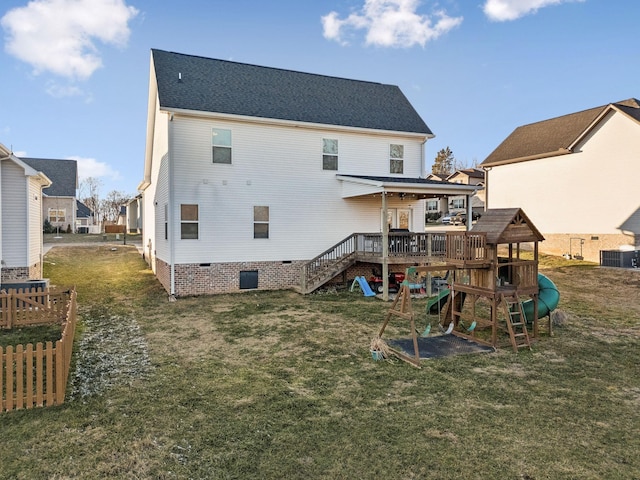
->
<box><xmin>481</xmin><ymin>98</ymin><xmax>640</xmax><ymax>167</ymax></box>
<box><xmin>151</xmin><ymin>49</ymin><xmax>433</xmax><ymax>135</ymax></box>
<box><xmin>470</xmin><ymin>208</ymin><xmax>544</xmax><ymax>244</ymax></box>
<box><xmin>21</xmin><ymin>158</ymin><xmax>77</xmax><ymax>197</ymax></box>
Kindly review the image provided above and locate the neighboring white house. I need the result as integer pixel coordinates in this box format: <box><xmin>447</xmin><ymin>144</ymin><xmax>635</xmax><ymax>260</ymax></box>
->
<box><xmin>139</xmin><ymin>49</ymin><xmax>478</xmax><ymax>296</ymax></box>
<box><xmin>21</xmin><ymin>157</ymin><xmax>79</xmax><ymax>234</ymax></box>
<box><xmin>481</xmin><ymin>98</ymin><xmax>640</xmax><ymax>262</ymax></box>
<box><xmin>445</xmin><ymin>168</ymin><xmax>485</xmax><ymax>217</ymax></box>
<box><xmin>126</xmin><ymin>194</ymin><xmax>143</xmax><ymax>234</ymax></box>
<box><xmin>0</xmin><ymin>143</ymin><xmax>51</xmax><ymax>283</ymax></box>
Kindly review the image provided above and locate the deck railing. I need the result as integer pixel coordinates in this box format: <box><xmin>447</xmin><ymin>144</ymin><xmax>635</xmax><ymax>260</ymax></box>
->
<box><xmin>301</xmin><ymin>232</ymin><xmax>449</xmax><ymax>292</ymax></box>
<box><xmin>445</xmin><ymin>232</ymin><xmax>488</xmax><ymax>265</ymax></box>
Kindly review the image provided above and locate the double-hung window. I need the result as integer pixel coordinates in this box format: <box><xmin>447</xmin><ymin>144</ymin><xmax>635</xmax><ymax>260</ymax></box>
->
<box><xmin>180</xmin><ymin>204</ymin><xmax>199</xmax><ymax>239</ymax></box>
<box><xmin>322</xmin><ymin>138</ymin><xmax>338</xmax><ymax>171</ymax></box>
<box><xmin>48</xmin><ymin>208</ymin><xmax>66</xmax><ymax>222</ymax></box>
<box><xmin>254</xmin><ymin>206</ymin><xmax>269</xmax><ymax>239</ymax></box>
<box><xmin>390</xmin><ymin>144</ymin><xmax>404</xmax><ymax>174</ymax></box>
<box><xmin>212</xmin><ymin>128</ymin><xmax>232</xmax><ymax>164</ymax></box>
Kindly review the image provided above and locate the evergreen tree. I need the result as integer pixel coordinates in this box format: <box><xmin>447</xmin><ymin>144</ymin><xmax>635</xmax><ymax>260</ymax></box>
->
<box><xmin>432</xmin><ymin>147</ymin><xmax>455</xmax><ymax>176</ymax></box>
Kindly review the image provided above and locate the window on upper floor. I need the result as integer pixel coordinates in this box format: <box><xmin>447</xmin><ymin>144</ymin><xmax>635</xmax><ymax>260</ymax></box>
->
<box><xmin>254</xmin><ymin>206</ymin><xmax>269</xmax><ymax>239</ymax></box>
<box><xmin>48</xmin><ymin>208</ymin><xmax>66</xmax><ymax>222</ymax></box>
<box><xmin>390</xmin><ymin>144</ymin><xmax>403</xmax><ymax>174</ymax></box>
<box><xmin>323</xmin><ymin>138</ymin><xmax>338</xmax><ymax>170</ymax></box>
<box><xmin>212</xmin><ymin>128</ymin><xmax>232</xmax><ymax>164</ymax></box>
<box><xmin>180</xmin><ymin>204</ymin><xmax>199</xmax><ymax>239</ymax></box>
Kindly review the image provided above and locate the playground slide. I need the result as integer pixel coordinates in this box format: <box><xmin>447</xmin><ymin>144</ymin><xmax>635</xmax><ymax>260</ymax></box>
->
<box><xmin>356</xmin><ymin>276</ymin><xmax>376</xmax><ymax>297</ymax></box>
<box><xmin>522</xmin><ymin>273</ymin><xmax>560</xmax><ymax>322</ymax></box>
<box><xmin>426</xmin><ymin>288</ymin><xmax>450</xmax><ymax>314</ymax></box>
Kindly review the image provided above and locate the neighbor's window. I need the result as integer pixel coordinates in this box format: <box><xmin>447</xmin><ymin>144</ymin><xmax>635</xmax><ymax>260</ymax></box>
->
<box><xmin>451</xmin><ymin>198</ymin><xmax>465</xmax><ymax>209</ymax></box>
<box><xmin>48</xmin><ymin>208</ymin><xmax>66</xmax><ymax>222</ymax></box>
<box><xmin>426</xmin><ymin>200</ymin><xmax>439</xmax><ymax>211</ymax></box>
<box><xmin>323</xmin><ymin>138</ymin><xmax>338</xmax><ymax>170</ymax></box>
<box><xmin>390</xmin><ymin>144</ymin><xmax>404</xmax><ymax>174</ymax></box>
<box><xmin>212</xmin><ymin>128</ymin><xmax>232</xmax><ymax>164</ymax></box>
<box><xmin>180</xmin><ymin>204</ymin><xmax>199</xmax><ymax>239</ymax></box>
<box><xmin>254</xmin><ymin>206</ymin><xmax>269</xmax><ymax>239</ymax></box>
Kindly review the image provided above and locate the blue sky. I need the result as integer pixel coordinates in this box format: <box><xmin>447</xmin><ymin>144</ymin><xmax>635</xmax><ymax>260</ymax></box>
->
<box><xmin>1</xmin><ymin>0</ymin><xmax>638</xmax><ymax>198</ymax></box>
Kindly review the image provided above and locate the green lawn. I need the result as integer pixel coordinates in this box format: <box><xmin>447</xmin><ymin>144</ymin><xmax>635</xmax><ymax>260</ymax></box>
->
<box><xmin>1</xmin><ymin>245</ymin><xmax>638</xmax><ymax>479</ymax></box>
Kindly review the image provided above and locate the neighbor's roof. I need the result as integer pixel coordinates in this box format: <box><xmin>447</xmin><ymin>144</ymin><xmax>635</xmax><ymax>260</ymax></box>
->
<box><xmin>76</xmin><ymin>200</ymin><xmax>92</xmax><ymax>218</ymax></box>
<box><xmin>482</xmin><ymin>98</ymin><xmax>640</xmax><ymax>167</ymax></box>
<box><xmin>151</xmin><ymin>49</ymin><xmax>433</xmax><ymax>136</ymax></box>
<box><xmin>470</xmin><ymin>208</ymin><xmax>544</xmax><ymax>244</ymax></box>
<box><xmin>21</xmin><ymin>158</ymin><xmax>77</xmax><ymax>197</ymax></box>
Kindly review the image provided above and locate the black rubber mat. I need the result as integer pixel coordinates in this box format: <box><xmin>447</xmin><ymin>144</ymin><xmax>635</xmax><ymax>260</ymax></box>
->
<box><xmin>387</xmin><ymin>334</ymin><xmax>494</xmax><ymax>359</ymax></box>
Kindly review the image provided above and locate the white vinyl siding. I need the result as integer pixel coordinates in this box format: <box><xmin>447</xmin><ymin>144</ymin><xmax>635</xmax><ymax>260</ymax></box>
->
<box><xmin>28</xmin><ymin>179</ymin><xmax>43</xmax><ymax>269</ymax></box>
<box><xmin>166</xmin><ymin>115</ymin><xmax>427</xmax><ymax>264</ymax></box>
<box><xmin>1</xmin><ymin>162</ymin><xmax>28</xmax><ymax>266</ymax></box>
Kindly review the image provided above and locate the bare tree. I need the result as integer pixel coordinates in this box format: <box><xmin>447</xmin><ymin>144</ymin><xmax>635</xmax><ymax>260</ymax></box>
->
<box><xmin>78</xmin><ymin>177</ymin><xmax>102</xmax><ymax>225</ymax></box>
<box><xmin>102</xmin><ymin>190</ymin><xmax>131</xmax><ymax>223</ymax></box>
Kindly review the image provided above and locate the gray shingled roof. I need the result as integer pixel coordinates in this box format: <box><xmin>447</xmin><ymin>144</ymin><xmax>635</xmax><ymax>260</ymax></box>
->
<box><xmin>151</xmin><ymin>49</ymin><xmax>433</xmax><ymax>135</ymax></box>
<box><xmin>340</xmin><ymin>174</ymin><xmax>451</xmax><ymax>185</ymax></box>
<box><xmin>76</xmin><ymin>200</ymin><xmax>92</xmax><ymax>218</ymax></box>
<box><xmin>21</xmin><ymin>158</ymin><xmax>77</xmax><ymax>197</ymax></box>
<box><xmin>481</xmin><ymin>98</ymin><xmax>640</xmax><ymax>166</ymax></box>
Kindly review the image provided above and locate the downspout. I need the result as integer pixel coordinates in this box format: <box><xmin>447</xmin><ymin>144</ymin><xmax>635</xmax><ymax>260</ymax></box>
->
<box><xmin>420</xmin><ymin>138</ymin><xmax>428</xmax><ymax>178</ymax></box>
<box><xmin>483</xmin><ymin>166</ymin><xmax>491</xmax><ymax>210</ymax></box>
<box><xmin>168</xmin><ymin>114</ymin><xmax>176</xmax><ymax>297</ymax></box>
<box><xmin>466</xmin><ymin>194</ymin><xmax>472</xmax><ymax>232</ymax></box>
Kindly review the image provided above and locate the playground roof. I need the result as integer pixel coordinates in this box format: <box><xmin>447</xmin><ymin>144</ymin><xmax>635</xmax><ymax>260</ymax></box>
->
<box><xmin>470</xmin><ymin>208</ymin><xmax>544</xmax><ymax>244</ymax></box>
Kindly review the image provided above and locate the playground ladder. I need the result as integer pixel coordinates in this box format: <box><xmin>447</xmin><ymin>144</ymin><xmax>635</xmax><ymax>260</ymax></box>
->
<box><xmin>500</xmin><ymin>293</ymin><xmax>531</xmax><ymax>352</ymax></box>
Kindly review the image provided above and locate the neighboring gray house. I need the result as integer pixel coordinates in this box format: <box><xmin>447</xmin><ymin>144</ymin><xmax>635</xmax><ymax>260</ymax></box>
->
<box><xmin>0</xmin><ymin>143</ymin><xmax>51</xmax><ymax>283</ymax></box>
<box><xmin>21</xmin><ymin>158</ymin><xmax>78</xmax><ymax>233</ymax></box>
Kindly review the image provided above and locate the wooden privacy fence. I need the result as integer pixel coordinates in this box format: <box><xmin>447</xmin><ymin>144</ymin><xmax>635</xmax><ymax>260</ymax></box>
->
<box><xmin>1</xmin><ymin>288</ymin><xmax>77</xmax><ymax>412</ymax></box>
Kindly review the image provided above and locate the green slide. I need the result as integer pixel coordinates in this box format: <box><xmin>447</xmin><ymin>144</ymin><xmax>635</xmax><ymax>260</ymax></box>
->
<box><xmin>522</xmin><ymin>273</ymin><xmax>560</xmax><ymax>322</ymax></box>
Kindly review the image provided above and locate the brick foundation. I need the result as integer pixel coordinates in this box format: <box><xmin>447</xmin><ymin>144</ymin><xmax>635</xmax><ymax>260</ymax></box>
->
<box><xmin>1</xmin><ymin>266</ymin><xmax>30</xmax><ymax>283</ymax></box>
<box><xmin>155</xmin><ymin>259</ymin><xmax>431</xmax><ymax>296</ymax></box>
<box><xmin>156</xmin><ymin>259</ymin><xmax>306</xmax><ymax>296</ymax></box>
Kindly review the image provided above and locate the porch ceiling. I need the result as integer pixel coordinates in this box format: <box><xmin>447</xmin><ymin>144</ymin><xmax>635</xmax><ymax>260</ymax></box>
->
<box><xmin>336</xmin><ymin>174</ymin><xmax>479</xmax><ymax>199</ymax></box>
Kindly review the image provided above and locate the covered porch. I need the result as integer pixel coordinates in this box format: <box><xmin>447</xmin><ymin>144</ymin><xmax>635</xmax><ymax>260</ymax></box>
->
<box><xmin>301</xmin><ymin>176</ymin><xmax>480</xmax><ymax>297</ymax></box>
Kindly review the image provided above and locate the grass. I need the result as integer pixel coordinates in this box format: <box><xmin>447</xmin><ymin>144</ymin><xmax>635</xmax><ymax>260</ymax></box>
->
<box><xmin>1</xmin><ymin>244</ymin><xmax>639</xmax><ymax>479</ymax></box>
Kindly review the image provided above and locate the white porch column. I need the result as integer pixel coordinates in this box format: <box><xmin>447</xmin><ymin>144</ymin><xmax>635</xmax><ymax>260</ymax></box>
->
<box><xmin>382</xmin><ymin>191</ymin><xmax>389</xmax><ymax>301</ymax></box>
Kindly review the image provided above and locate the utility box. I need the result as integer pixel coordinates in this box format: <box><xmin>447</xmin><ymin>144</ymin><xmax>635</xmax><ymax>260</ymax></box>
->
<box><xmin>600</xmin><ymin>250</ymin><xmax>639</xmax><ymax>268</ymax></box>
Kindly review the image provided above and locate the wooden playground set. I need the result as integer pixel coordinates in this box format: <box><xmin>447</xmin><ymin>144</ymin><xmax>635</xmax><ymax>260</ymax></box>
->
<box><xmin>376</xmin><ymin>208</ymin><xmax>560</xmax><ymax>367</ymax></box>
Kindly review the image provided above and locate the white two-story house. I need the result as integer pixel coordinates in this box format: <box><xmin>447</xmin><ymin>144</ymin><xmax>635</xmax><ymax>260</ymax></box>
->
<box><xmin>139</xmin><ymin>49</ymin><xmax>477</xmax><ymax>296</ymax></box>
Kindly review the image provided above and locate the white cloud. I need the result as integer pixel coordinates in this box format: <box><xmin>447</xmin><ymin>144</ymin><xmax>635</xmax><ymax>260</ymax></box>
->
<box><xmin>483</xmin><ymin>0</ymin><xmax>584</xmax><ymax>22</ymax></box>
<box><xmin>322</xmin><ymin>0</ymin><xmax>463</xmax><ymax>48</ymax></box>
<box><xmin>1</xmin><ymin>0</ymin><xmax>138</xmax><ymax>80</ymax></box>
<box><xmin>70</xmin><ymin>156</ymin><xmax>121</xmax><ymax>182</ymax></box>
<box><xmin>45</xmin><ymin>81</ymin><xmax>91</xmax><ymax>101</ymax></box>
